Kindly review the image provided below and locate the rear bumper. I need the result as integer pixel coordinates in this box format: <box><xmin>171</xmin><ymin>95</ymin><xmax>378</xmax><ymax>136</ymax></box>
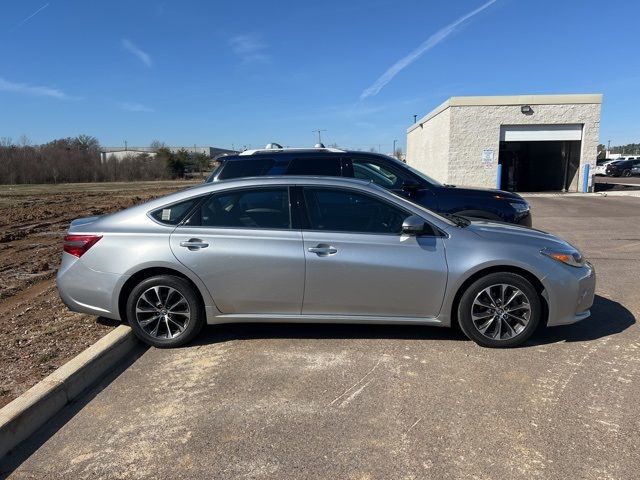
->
<box><xmin>57</xmin><ymin>253</ymin><xmax>127</xmax><ymax>321</ymax></box>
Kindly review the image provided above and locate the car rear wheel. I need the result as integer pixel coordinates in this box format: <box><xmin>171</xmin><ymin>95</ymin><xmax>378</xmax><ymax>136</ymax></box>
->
<box><xmin>622</xmin><ymin>169</ymin><xmax>631</xmax><ymax>177</ymax></box>
<box><xmin>126</xmin><ymin>275</ymin><xmax>205</xmax><ymax>348</ymax></box>
<box><xmin>457</xmin><ymin>272</ymin><xmax>541</xmax><ymax>348</ymax></box>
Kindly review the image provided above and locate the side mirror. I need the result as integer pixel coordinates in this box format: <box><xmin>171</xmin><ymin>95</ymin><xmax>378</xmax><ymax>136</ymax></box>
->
<box><xmin>401</xmin><ymin>179</ymin><xmax>422</xmax><ymax>192</ymax></box>
<box><xmin>401</xmin><ymin>215</ymin><xmax>426</xmax><ymax>235</ymax></box>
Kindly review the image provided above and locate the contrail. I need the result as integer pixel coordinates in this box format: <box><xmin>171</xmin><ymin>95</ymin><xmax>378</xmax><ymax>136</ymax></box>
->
<box><xmin>360</xmin><ymin>0</ymin><xmax>498</xmax><ymax>100</ymax></box>
<box><xmin>16</xmin><ymin>3</ymin><xmax>50</xmax><ymax>28</ymax></box>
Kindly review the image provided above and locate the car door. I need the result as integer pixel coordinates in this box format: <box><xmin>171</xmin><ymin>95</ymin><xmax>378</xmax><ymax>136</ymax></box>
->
<box><xmin>298</xmin><ymin>186</ymin><xmax>448</xmax><ymax>318</ymax></box>
<box><xmin>170</xmin><ymin>186</ymin><xmax>305</xmax><ymax>314</ymax></box>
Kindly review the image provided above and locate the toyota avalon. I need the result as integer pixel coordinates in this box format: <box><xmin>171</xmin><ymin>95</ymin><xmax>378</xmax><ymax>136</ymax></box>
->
<box><xmin>57</xmin><ymin>177</ymin><xmax>594</xmax><ymax>348</ymax></box>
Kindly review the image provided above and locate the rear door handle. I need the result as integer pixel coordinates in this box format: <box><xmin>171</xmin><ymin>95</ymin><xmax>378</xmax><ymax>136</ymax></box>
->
<box><xmin>308</xmin><ymin>244</ymin><xmax>338</xmax><ymax>256</ymax></box>
<box><xmin>179</xmin><ymin>238</ymin><xmax>209</xmax><ymax>250</ymax></box>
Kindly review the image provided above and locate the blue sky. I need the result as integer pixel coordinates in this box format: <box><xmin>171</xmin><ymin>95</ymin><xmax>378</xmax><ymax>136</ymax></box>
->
<box><xmin>1</xmin><ymin>0</ymin><xmax>639</xmax><ymax>151</ymax></box>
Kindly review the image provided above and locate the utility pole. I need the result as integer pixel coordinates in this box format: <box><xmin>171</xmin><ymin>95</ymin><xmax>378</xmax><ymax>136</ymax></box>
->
<box><xmin>393</xmin><ymin>139</ymin><xmax>397</xmax><ymax>158</ymax></box>
<box><xmin>312</xmin><ymin>129</ymin><xmax>327</xmax><ymax>145</ymax></box>
<box><xmin>124</xmin><ymin>140</ymin><xmax>128</xmax><ymax>151</ymax></box>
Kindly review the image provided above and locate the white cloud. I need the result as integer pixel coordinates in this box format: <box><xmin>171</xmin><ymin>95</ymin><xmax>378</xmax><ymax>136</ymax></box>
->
<box><xmin>229</xmin><ymin>34</ymin><xmax>270</xmax><ymax>64</ymax></box>
<box><xmin>117</xmin><ymin>102</ymin><xmax>154</xmax><ymax>112</ymax></box>
<box><xmin>121</xmin><ymin>38</ymin><xmax>152</xmax><ymax>67</ymax></box>
<box><xmin>0</xmin><ymin>76</ymin><xmax>70</xmax><ymax>99</ymax></box>
<box><xmin>360</xmin><ymin>0</ymin><xmax>498</xmax><ymax>99</ymax></box>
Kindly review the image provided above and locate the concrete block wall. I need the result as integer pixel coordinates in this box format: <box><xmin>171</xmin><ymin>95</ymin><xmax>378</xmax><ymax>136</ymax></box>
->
<box><xmin>448</xmin><ymin>103</ymin><xmax>601</xmax><ymax>190</ymax></box>
<box><xmin>406</xmin><ymin>108</ymin><xmax>450</xmax><ymax>184</ymax></box>
<box><xmin>407</xmin><ymin>96</ymin><xmax>601</xmax><ymax>191</ymax></box>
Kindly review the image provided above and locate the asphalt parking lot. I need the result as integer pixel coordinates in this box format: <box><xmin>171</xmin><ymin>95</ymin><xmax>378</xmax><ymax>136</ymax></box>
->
<box><xmin>3</xmin><ymin>194</ymin><xmax>640</xmax><ymax>480</ymax></box>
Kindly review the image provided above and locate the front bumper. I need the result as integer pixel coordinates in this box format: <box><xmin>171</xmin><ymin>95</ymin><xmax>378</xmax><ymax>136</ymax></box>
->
<box><xmin>517</xmin><ymin>211</ymin><xmax>532</xmax><ymax>227</ymax></box>
<box><xmin>544</xmin><ymin>261</ymin><xmax>596</xmax><ymax>326</ymax></box>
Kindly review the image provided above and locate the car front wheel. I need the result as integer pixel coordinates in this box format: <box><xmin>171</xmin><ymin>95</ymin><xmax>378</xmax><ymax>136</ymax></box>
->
<box><xmin>457</xmin><ymin>272</ymin><xmax>541</xmax><ymax>348</ymax></box>
<box><xmin>126</xmin><ymin>275</ymin><xmax>205</xmax><ymax>348</ymax></box>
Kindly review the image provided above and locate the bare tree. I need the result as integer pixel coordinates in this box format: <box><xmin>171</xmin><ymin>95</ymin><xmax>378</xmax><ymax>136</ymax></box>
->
<box><xmin>0</xmin><ymin>135</ymin><xmax>173</xmax><ymax>184</ymax></box>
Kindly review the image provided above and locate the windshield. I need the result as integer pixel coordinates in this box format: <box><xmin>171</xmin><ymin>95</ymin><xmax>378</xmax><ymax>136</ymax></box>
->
<box><xmin>396</xmin><ymin>160</ymin><xmax>443</xmax><ymax>187</ymax></box>
<box><xmin>383</xmin><ymin>188</ymin><xmax>457</xmax><ymax>227</ymax></box>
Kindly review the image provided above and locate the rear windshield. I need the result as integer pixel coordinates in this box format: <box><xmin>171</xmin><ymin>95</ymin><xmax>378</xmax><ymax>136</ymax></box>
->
<box><xmin>218</xmin><ymin>159</ymin><xmax>275</xmax><ymax>180</ymax></box>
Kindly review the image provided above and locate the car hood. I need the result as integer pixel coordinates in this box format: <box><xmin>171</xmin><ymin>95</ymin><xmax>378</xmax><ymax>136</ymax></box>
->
<box><xmin>439</xmin><ymin>185</ymin><xmax>525</xmax><ymax>202</ymax></box>
<box><xmin>468</xmin><ymin>220</ymin><xmax>573</xmax><ymax>249</ymax></box>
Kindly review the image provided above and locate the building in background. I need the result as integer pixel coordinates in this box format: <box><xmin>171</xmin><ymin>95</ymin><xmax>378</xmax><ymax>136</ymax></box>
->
<box><xmin>406</xmin><ymin>94</ymin><xmax>602</xmax><ymax>192</ymax></box>
<box><xmin>100</xmin><ymin>146</ymin><xmax>236</xmax><ymax>163</ymax></box>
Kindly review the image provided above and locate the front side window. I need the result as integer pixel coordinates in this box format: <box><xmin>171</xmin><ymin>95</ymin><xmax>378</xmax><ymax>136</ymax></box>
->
<box><xmin>351</xmin><ymin>158</ymin><xmax>413</xmax><ymax>189</ymax></box>
<box><xmin>217</xmin><ymin>159</ymin><xmax>275</xmax><ymax>180</ymax></box>
<box><xmin>302</xmin><ymin>187</ymin><xmax>408</xmax><ymax>234</ymax></box>
<box><xmin>286</xmin><ymin>157</ymin><xmax>342</xmax><ymax>176</ymax></box>
<box><xmin>188</xmin><ymin>187</ymin><xmax>290</xmax><ymax>229</ymax></box>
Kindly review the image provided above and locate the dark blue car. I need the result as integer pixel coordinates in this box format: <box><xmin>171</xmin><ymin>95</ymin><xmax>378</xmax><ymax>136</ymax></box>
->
<box><xmin>206</xmin><ymin>146</ymin><xmax>532</xmax><ymax>226</ymax></box>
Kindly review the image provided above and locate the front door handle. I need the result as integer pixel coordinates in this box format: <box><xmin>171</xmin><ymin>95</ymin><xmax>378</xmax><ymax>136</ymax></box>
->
<box><xmin>308</xmin><ymin>244</ymin><xmax>338</xmax><ymax>256</ymax></box>
<box><xmin>179</xmin><ymin>238</ymin><xmax>209</xmax><ymax>250</ymax></box>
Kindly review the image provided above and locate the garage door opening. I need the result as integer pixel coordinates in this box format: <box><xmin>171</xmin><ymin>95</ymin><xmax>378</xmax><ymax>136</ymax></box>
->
<box><xmin>498</xmin><ymin>124</ymin><xmax>582</xmax><ymax>192</ymax></box>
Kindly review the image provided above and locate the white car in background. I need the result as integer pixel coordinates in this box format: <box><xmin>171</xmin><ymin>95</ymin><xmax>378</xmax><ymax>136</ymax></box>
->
<box><xmin>594</xmin><ymin>159</ymin><xmax>619</xmax><ymax>176</ymax></box>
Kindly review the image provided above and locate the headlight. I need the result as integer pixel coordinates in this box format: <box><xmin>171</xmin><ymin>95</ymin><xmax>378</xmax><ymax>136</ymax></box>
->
<box><xmin>540</xmin><ymin>247</ymin><xmax>585</xmax><ymax>268</ymax></box>
<box><xmin>509</xmin><ymin>202</ymin><xmax>530</xmax><ymax>213</ymax></box>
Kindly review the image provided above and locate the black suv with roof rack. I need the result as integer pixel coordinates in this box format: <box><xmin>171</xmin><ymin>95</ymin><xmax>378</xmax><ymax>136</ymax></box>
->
<box><xmin>206</xmin><ymin>146</ymin><xmax>531</xmax><ymax>226</ymax></box>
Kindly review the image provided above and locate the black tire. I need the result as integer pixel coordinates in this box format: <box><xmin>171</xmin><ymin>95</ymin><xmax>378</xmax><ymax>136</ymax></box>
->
<box><xmin>126</xmin><ymin>275</ymin><xmax>205</xmax><ymax>348</ymax></box>
<box><xmin>457</xmin><ymin>272</ymin><xmax>541</xmax><ymax>348</ymax></box>
<box><xmin>622</xmin><ymin>169</ymin><xmax>631</xmax><ymax>177</ymax></box>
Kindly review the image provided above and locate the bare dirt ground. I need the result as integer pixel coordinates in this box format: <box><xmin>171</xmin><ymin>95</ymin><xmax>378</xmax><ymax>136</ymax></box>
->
<box><xmin>0</xmin><ymin>180</ymin><xmax>197</xmax><ymax>408</ymax></box>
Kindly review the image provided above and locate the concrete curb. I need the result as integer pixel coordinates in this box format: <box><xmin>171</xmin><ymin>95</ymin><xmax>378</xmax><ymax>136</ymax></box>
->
<box><xmin>0</xmin><ymin>325</ymin><xmax>139</xmax><ymax>459</ymax></box>
<box><xmin>521</xmin><ymin>191</ymin><xmax>640</xmax><ymax>198</ymax></box>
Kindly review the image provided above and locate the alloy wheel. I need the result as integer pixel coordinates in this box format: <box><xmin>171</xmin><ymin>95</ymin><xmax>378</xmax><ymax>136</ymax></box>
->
<box><xmin>471</xmin><ymin>284</ymin><xmax>531</xmax><ymax>341</ymax></box>
<box><xmin>135</xmin><ymin>286</ymin><xmax>191</xmax><ymax>339</ymax></box>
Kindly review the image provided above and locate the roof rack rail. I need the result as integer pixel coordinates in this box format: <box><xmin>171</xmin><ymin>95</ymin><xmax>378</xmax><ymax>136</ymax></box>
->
<box><xmin>239</xmin><ymin>145</ymin><xmax>346</xmax><ymax>156</ymax></box>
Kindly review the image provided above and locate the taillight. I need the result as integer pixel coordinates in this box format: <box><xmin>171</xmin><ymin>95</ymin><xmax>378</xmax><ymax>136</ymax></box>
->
<box><xmin>63</xmin><ymin>235</ymin><xmax>102</xmax><ymax>258</ymax></box>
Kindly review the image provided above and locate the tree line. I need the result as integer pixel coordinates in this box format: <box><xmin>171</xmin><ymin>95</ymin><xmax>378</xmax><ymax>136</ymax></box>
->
<box><xmin>597</xmin><ymin>143</ymin><xmax>640</xmax><ymax>159</ymax></box>
<box><xmin>0</xmin><ymin>136</ymin><xmax>212</xmax><ymax>185</ymax></box>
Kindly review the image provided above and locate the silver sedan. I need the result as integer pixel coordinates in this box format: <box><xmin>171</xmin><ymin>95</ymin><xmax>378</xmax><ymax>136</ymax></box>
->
<box><xmin>57</xmin><ymin>177</ymin><xmax>595</xmax><ymax>348</ymax></box>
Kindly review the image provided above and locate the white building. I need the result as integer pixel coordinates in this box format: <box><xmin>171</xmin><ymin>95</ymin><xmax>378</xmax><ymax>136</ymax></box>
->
<box><xmin>406</xmin><ymin>94</ymin><xmax>602</xmax><ymax>192</ymax></box>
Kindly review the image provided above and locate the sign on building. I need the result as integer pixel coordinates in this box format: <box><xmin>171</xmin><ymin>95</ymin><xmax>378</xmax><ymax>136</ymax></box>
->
<box><xmin>482</xmin><ymin>149</ymin><xmax>495</xmax><ymax>168</ymax></box>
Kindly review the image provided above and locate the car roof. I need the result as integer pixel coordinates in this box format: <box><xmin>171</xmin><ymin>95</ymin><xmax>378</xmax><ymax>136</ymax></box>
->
<box><xmin>219</xmin><ymin>149</ymin><xmax>396</xmax><ymax>162</ymax></box>
<box><xmin>168</xmin><ymin>175</ymin><xmax>378</xmax><ymax>200</ymax></box>
<box><xmin>238</xmin><ymin>147</ymin><xmax>345</xmax><ymax>156</ymax></box>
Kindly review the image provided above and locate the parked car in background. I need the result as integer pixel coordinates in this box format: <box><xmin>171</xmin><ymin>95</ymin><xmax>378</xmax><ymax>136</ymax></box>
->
<box><xmin>605</xmin><ymin>159</ymin><xmax>640</xmax><ymax>177</ymax></box>
<box><xmin>594</xmin><ymin>159</ymin><xmax>618</xmax><ymax>176</ymax></box>
<box><xmin>630</xmin><ymin>164</ymin><xmax>640</xmax><ymax>176</ymax></box>
<box><xmin>207</xmin><ymin>145</ymin><xmax>532</xmax><ymax>226</ymax></box>
<box><xmin>57</xmin><ymin>176</ymin><xmax>595</xmax><ymax>349</ymax></box>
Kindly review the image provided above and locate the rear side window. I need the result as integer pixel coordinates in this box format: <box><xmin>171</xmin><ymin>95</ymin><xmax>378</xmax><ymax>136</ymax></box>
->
<box><xmin>150</xmin><ymin>198</ymin><xmax>199</xmax><ymax>225</ymax></box>
<box><xmin>286</xmin><ymin>158</ymin><xmax>342</xmax><ymax>176</ymax></box>
<box><xmin>218</xmin><ymin>159</ymin><xmax>275</xmax><ymax>180</ymax></box>
<box><xmin>190</xmin><ymin>187</ymin><xmax>290</xmax><ymax>229</ymax></box>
